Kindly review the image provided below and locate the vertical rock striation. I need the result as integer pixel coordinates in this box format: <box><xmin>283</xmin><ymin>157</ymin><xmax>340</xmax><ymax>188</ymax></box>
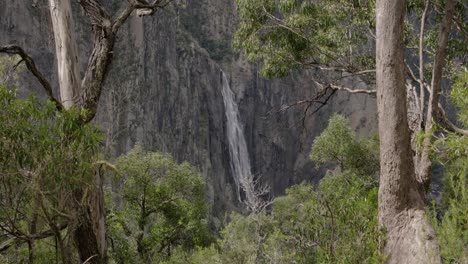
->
<box><xmin>0</xmin><ymin>0</ymin><xmax>377</xmax><ymax>218</ymax></box>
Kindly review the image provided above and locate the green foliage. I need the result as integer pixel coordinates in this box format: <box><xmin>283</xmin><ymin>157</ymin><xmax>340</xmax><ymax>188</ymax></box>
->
<box><xmin>0</xmin><ymin>86</ymin><xmax>102</xmax><ymax>263</ymax></box>
<box><xmin>106</xmin><ymin>146</ymin><xmax>211</xmax><ymax>264</ymax></box>
<box><xmin>434</xmin><ymin>159</ymin><xmax>468</xmax><ymax>263</ymax></box>
<box><xmin>433</xmin><ymin>69</ymin><xmax>468</xmax><ymax>160</ymax></box>
<box><xmin>0</xmin><ymin>55</ymin><xmax>24</xmax><ymax>86</ymax></box>
<box><xmin>310</xmin><ymin>114</ymin><xmax>379</xmax><ymax>176</ymax></box>
<box><xmin>167</xmin><ymin>115</ymin><xmax>383</xmax><ymax>263</ymax></box>
<box><xmin>451</xmin><ymin>69</ymin><xmax>468</xmax><ymax>126</ymax></box>
<box><xmin>234</xmin><ymin>0</ymin><xmax>375</xmax><ymax>77</ymax></box>
<box><xmin>170</xmin><ymin>173</ymin><xmax>383</xmax><ymax>264</ymax></box>
<box><xmin>234</xmin><ymin>0</ymin><xmax>467</xmax><ymax>81</ymax></box>
<box><xmin>272</xmin><ymin>173</ymin><xmax>383</xmax><ymax>263</ymax></box>
<box><xmin>431</xmin><ymin>73</ymin><xmax>468</xmax><ymax>263</ymax></box>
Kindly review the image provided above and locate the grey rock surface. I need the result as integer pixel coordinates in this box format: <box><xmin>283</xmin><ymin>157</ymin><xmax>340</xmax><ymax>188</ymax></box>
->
<box><xmin>0</xmin><ymin>0</ymin><xmax>377</xmax><ymax>218</ymax></box>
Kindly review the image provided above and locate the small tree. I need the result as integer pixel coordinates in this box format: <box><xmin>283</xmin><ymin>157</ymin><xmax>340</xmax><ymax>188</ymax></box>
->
<box><xmin>107</xmin><ymin>146</ymin><xmax>211</xmax><ymax>263</ymax></box>
<box><xmin>310</xmin><ymin>114</ymin><xmax>379</xmax><ymax>176</ymax></box>
<box><xmin>1</xmin><ymin>1</ymin><xmax>175</xmax><ymax>262</ymax></box>
<box><xmin>0</xmin><ymin>87</ymin><xmax>102</xmax><ymax>263</ymax></box>
<box><xmin>234</xmin><ymin>0</ymin><xmax>466</xmax><ymax>261</ymax></box>
<box><xmin>168</xmin><ymin>115</ymin><xmax>383</xmax><ymax>264</ymax></box>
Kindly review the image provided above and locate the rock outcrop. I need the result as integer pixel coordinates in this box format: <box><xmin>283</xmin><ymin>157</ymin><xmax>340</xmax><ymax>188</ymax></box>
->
<box><xmin>0</xmin><ymin>0</ymin><xmax>377</xmax><ymax>219</ymax></box>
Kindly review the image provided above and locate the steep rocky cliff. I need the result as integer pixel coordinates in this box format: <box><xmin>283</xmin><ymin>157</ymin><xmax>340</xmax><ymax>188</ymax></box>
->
<box><xmin>0</xmin><ymin>0</ymin><xmax>377</xmax><ymax>220</ymax></box>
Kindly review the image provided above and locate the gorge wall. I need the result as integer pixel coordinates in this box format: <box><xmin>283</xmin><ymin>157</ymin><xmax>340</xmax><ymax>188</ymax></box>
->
<box><xmin>0</xmin><ymin>0</ymin><xmax>377</xmax><ymax>221</ymax></box>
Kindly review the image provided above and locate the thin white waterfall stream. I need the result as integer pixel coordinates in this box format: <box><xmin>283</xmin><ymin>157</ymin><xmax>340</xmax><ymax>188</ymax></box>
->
<box><xmin>220</xmin><ymin>71</ymin><xmax>257</xmax><ymax>207</ymax></box>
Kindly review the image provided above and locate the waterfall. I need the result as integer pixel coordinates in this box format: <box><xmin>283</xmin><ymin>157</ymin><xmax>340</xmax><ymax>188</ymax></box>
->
<box><xmin>220</xmin><ymin>71</ymin><xmax>257</xmax><ymax>208</ymax></box>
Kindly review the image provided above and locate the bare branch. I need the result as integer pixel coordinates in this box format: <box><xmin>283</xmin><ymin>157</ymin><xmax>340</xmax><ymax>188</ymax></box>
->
<box><xmin>437</xmin><ymin>104</ymin><xmax>468</xmax><ymax>136</ymax></box>
<box><xmin>78</xmin><ymin>0</ymin><xmax>111</xmax><ymax>28</ymax></box>
<box><xmin>76</xmin><ymin>0</ymin><xmax>174</xmax><ymax>123</ymax></box>
<box><xmin>112</xmin><ymin>4</ymin><xmax>135</xmax><ymax>33</ymax></box>
<box><xmin>133</xmin><ymin>0</ymin><xmax>173</xmax><ymax>17</ymax></box>
<box><xmin>419</xmin><ymin>0</ymin><xmax>430</xmax><ymax>128</ymax></box>
<box><xmin>279</xmin><ymin>81</ymin><xmax>375</xmax><ymax>118</ymax></box>
<box><xmin>329</xmin><ymin>84</ymin><xmax>376</xmax><ymax>95</ymax></box>
<box><xmin>404</xmin><ymin>61</ymin><xmax>431</xmax><ymax>93</ymax></box>
<box><xmin>0</xmin><ymin>45</ymin><xmax>63</xmax><ymax>110</ymax></box>
<box><xmin>112</xmin><ymin>0</ymin><xmax>172</xmax><ymax>33</ymax></box>
<box><xmin>419</xmin><ymin>0</ymin><xmax>456</xmax><ymax>186</ymax></box>
<box><xmin>451</xmin><ymin>13</ymin><xmax>468</xmax><ymax>39</ymax></box>
<box><xmin>0</xmin><ymin>223</ymin><xmax>67</xmax><ymax>253</ymax></box>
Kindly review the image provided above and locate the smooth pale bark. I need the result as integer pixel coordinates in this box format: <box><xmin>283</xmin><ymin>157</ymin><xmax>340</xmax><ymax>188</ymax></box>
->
<box><xmin>376</xmin><ymin>0</ymin><xmax>440</xmax><ymax>263</ymax></box>
<box><xmin>49</xmin><ymin>1</ymin><xmax>106</xmax><ymax>263</ymax></box>
<box><xmin>49</xmin><ymin>0</ymin><xmax>81</xmax><ymax>109</ymax></box>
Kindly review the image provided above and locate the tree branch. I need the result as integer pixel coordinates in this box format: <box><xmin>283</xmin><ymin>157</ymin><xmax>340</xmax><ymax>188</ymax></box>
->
<box><xmin>437</xmin><ymin>104</ymin><xmax>468</xmax><ymax>136</ymax></box>
<box><xmin>76</xmin><ymin>0</ymin><xmax>174</xmax><ymax>123</ymax></box>
<box><xmin>0</xmin><ymin>223</ymin><xmax>67</xmax><ymax>253</ymax></box>
<box><xmin>279</xmin><ymin>81</ymin><xmax>375</xmax><ymax>116</ymax></box>
<box><xmin>419</xmin><ymin>0</ymin><xmax>430</xmax><ymax>128</ymax></box>
<box><xmin>451</xmin><ymin>13</ymin><xmax>468</xmax><ymax>39</ymax></box>
<box><xmin>0</xmin><ymin>45</ymin><xmax>63</xmax><ymax>110</ymax></box>
<box><xmin>112</xmin><ymin>4</ymin><xmax>135</xmax><ymax>33</ymax></box>
<box><xmin>418</xmin><ymin>0</ymin><xmax>456</xmax><ymax>186</ymax></box>
<box><xmin>78</xmin><ymin>0</ymin><xmax>111</xmax><ymax>28</ymax></box>
<box><xmin>329</xmin><ymin>84</ymin><xmax>376</xmax><ymax>95</ymax></box>
<box><xmin>133</xmin><ymin>0</ymin><xmax>173</xmax><ymax>17</ymax></box>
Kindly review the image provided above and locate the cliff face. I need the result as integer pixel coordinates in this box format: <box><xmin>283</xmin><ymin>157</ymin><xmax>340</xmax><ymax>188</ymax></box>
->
<box><xmin>0</xmin><ymin>0</ymin><xmax>377</xmax><ymax>218</ymax></box>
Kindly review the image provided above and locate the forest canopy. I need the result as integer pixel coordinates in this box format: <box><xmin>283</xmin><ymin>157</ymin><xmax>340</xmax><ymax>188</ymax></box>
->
<box><xmin>0</xmin><ymin>0</ymin><xmax>467</xmax><ymax>263</ymax></box>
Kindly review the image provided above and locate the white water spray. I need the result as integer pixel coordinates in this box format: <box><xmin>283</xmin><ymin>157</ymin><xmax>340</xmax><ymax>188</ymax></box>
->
<box><xmin>221</xmin><ymin>71</ymin><xmax>265</xmax><ymax>211</ymax></box>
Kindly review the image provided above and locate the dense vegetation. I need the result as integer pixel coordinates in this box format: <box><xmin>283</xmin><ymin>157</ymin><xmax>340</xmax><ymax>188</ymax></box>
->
<box><xmin>106</xmin><ymin>146</ymin><xmax>211</xmax><ymax>263</ymax></box>
<box><xmin>0</xmin><ymin>81</ymin><xmax>467</xmax><ymax>262</ymax></box>
<box><xmin>430</xmin><ymin>70</ymin><xmax>468</xmax><ymax>263</ymax></box>
<box><xmin>0</xmin><ymin>0</ymin><xmax>467</xmax><ymax>263</ymax></box>
<box><xmin>165</xmin><ymin>114</ymin><xmax>384</xmax><ymax>264</ymax></box>
<box><xmin>0</xmin><ymin>86</ymin><xmax>102</xmax><ymax>263</ymax></box>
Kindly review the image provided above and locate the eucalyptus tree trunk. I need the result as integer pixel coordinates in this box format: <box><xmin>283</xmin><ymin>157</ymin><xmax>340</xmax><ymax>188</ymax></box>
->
<box><xmin>49</xmin><ymin>0</ymin><xmax>105</xmax><ymax>263</ymax></box>
<box><xmin>2</xmin><ymin>1</ymin><xmax>166</xmax><ymax>262</ymax></box>
<box><xmin>49</xmin><ymin>0</ymin><xmax>81</xmax><ymax>109</ymax></box>
<box><xmin>376</xmin><ymin>0</ymin><xmax>440</xmax><ymax>263</ymax></box>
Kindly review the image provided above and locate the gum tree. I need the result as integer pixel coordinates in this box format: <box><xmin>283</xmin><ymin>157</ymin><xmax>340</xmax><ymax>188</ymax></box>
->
<box><xmin>234</xmin><ymin>0</ymin><xmax>467</xmax><ymax>262</ymax></box>
<box><xmin>1</xmin><ymin>0</ymin><xmax>173</xmax><ymax>263</ymax></box>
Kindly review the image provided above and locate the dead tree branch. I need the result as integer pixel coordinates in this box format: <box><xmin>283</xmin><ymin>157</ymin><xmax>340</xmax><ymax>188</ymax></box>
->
<box><xmin>0</xmin><ymin>223</ymin><xmax>67</xmax><ymax>253</ymax></box>
<box><xmin>76</xmin><ymin>0</ymin><xmax>174</xmax><ymax>123</ymax></box>
<box><xmin>0</xmin><ymin>45</ymin><xmax>63</xmax><ymax>110</ymax></box>
<box><xmin>437</xmin><ymin>104</ymin><xmax>468</xmax><ymax>136</ymax></box>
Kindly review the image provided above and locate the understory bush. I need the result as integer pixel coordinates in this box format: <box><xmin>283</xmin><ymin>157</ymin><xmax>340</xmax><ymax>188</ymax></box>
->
<box><xmin>165</xmin><ymin>114</ymin><xmax>384</xmax><ymax>264</ymax></box>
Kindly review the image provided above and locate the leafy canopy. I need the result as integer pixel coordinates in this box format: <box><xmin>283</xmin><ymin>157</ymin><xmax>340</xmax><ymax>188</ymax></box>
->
<box><xmin>106</xmin><ymin>145</ymin><xmax>211</xmax><ymax>263</ymax></box>
<box><xmin>310</xmin><ymin>114</ymin><xmax>379</xmax><ymax>176</ymax></box>
<box><xmin>0</xmin><ymin>86</ymin><xmax>102</xmax><ymax>263</ymax></box>
<box><xmin>234</xmin><ymin>0</ymin><xmax>375</xmax><ymax>77</ymax></box>
<box><xmin>166</xmin><ymin>115</ymin><xmax>383</xmax><ymax>264</ymax></box>
<box><xmin>234</xmin><ymin>0</ymin><xmax>467</xmax><ymax>79</ymax></box>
